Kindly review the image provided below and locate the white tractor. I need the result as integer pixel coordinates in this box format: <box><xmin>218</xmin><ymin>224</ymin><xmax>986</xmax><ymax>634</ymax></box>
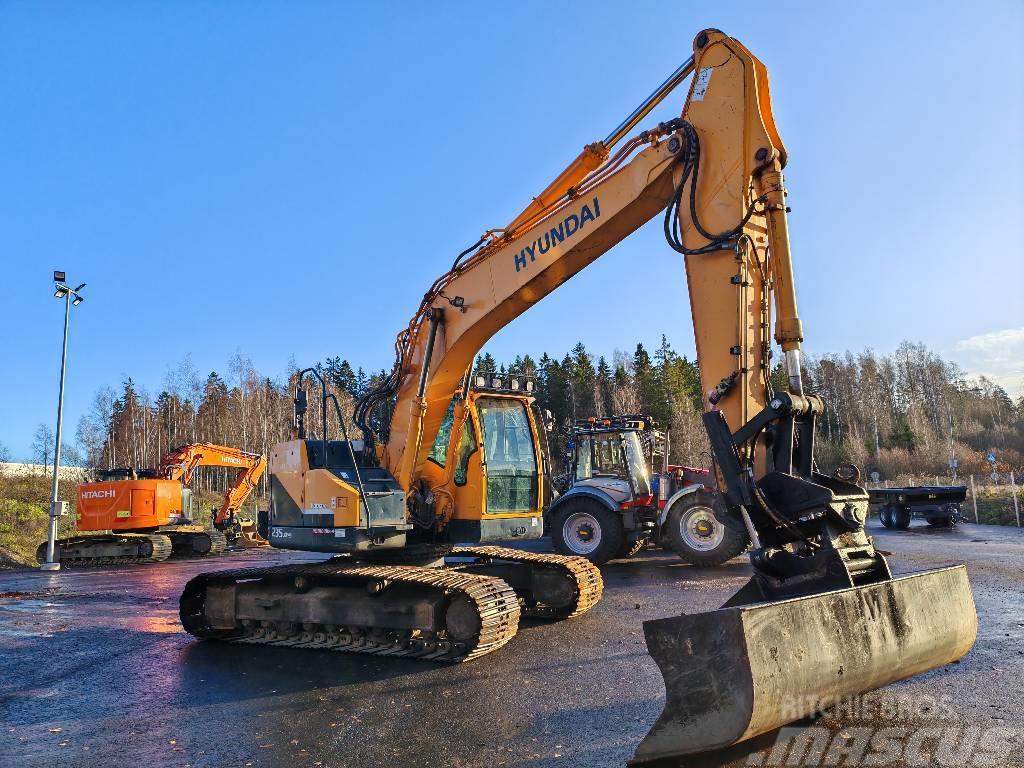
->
<box><xmin>546</xmin><ymin>415</ymin><xmax>749</xmax><ymax>565</ymax></box>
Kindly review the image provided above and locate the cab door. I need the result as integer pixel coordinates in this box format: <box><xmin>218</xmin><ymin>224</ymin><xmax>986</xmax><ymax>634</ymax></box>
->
<box><xmin>475</xmin><ymin>396</ymin><xmax>540</xmax><ymax>516</ymax></box>
<box><xmin>128</xmin><ymin>488</ymin><xmax>155</xmax><ymax>527</ymax></box>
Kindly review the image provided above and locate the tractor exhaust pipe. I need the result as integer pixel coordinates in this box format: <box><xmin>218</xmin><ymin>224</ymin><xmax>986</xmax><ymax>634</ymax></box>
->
<box><xmin>632</xmin><ymin>564</ymin><xmax>977</xmax><ymax>763</ymax></box>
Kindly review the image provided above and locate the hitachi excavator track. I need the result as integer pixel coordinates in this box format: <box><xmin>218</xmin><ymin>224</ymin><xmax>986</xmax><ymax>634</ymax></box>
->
<box><xmin>180</xmin><ymin>561</ymin><xmax>522</xmax><ymax>662</ymax></box>
<box><xmin>166</xmin><ymin>528</ymin><xmax>228</xmax><ymax>559</ymax></box>
<box><xmin>37</xmin><ymin>532</ymin><xmax>173</xmax><ymax>567</ymax></box>
<box><xmin>449</xmin><ymin>546</ymin><xmax>604</xmax><ymax>619</ymax></box>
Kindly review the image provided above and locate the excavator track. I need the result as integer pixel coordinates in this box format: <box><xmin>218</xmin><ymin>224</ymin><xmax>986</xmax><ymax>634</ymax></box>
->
<box><xmin>37</xmin><ymin>533</ymin><xmax>173</xmax><ymax>567</ymax></box>
<box><xmin>166</xmin><ymin>528</ymin><xmax>228</xmax><ymax>559</ymax></box>
<box><xmin>180</xmin><ymin>561</ymin><xmax>521</xmax><ymax>662</ymax></box>
<box><xmin>450</xmin><ymin>546</ymin><xmax>604</xmax><ymax>619</ymax></box>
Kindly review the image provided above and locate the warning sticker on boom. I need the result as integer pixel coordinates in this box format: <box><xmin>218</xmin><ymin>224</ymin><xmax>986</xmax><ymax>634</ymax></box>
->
<box><xmin>691</xmin><ymin>67</ymin><xmax>714</xmax><ymax>101</ymax></box>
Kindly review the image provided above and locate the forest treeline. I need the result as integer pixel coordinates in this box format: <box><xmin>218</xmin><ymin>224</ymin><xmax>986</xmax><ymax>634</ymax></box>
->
<box><xmin>41</xmin><ymin>339</ymin><xmax>1024</xmax><ymax>496</ymax></box>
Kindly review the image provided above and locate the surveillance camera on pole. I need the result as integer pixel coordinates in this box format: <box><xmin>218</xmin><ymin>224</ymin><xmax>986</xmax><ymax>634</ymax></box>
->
<box><xmin>41</xmin><ymin>271</ymin><xmax>86</xmax><ymax>572</ymax></box>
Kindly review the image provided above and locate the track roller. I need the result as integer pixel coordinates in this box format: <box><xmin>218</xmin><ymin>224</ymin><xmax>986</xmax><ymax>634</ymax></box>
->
<box><xmin>180</xmin><ymin>561</ymin><xmax>522</xmax><ymax>662</ymax></box>
<box><xmin>449</xmin><ymin>546</ymin><xmax>604</xmax><ymax>619</ymax></box>
<box><xmin>37</xmin><ymin>533</ymin><xmax>173</xmax><ymax>567</ymax></box>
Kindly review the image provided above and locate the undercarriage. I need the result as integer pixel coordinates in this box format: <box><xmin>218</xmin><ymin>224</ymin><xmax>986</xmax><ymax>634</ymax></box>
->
<box><xmin>180</xmin><ymin>546</ymin><xmax>603</xmax><ymax>662</ymax></box>
<box><xmin>40</xmin><ymin>526</ymin><xmax>227</xmax><ymax>567</ymax></box>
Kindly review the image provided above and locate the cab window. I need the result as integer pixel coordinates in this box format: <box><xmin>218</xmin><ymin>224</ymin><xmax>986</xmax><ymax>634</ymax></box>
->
<box><xmin>477</xmin><ymin>397</ymin><xmax>538</xmax><ymax>513</ymax></box>
<box><xmin>428</xmin><ymin>399</ymin><xmax>456</xmax><ymax>468</ymax></box>
<box><xmin>453</xmin><ymin>417</ymin><xmax>477</xmax><ymax>486</ymax></box>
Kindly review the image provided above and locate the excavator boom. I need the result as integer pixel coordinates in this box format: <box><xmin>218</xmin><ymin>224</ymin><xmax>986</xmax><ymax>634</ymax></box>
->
<box><xmin>358</xmin><ymin>27</ymin><xmax>975</xmax><ymax>759</ymax></box>
<box><xmin>178</xmin><ymin>29</ymin><xmax>976</xmax><ymax>762</ymax></box>
<box><xmin>158</xmin><ymin>442</ymin><xmax>267</xmax><ymax>527</ymax></box>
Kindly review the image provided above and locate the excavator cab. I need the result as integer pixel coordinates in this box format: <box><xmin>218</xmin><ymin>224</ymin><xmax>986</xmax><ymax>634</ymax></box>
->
<box><xmin>419</xmin><ymin>376</ymin><xmax>545</xmax><ymax>543</ymax></box>
<box><xmin>265</xmin><ymin>369</ymin><xmax>544</xmax><ymax>552</ymax></box>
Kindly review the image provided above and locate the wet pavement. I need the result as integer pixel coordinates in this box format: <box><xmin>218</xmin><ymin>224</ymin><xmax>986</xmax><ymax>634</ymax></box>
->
<box><xmin>1</xmin><ymin>520</ymin><xmax>1022</xmax><ymax>767</ymax></box>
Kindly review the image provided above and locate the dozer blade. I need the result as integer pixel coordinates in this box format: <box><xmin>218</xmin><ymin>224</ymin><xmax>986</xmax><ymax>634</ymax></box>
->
<box><xmin>632</xmin><ymin>564</ymin><xmax>976</xmax><ymax>764</ymax></box>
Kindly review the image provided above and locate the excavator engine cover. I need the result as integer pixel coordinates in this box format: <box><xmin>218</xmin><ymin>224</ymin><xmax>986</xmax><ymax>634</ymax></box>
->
<box><xmin>632</xmin><ymin>564</ymin><xmax>976</xmax><ymax>763</ymax></box>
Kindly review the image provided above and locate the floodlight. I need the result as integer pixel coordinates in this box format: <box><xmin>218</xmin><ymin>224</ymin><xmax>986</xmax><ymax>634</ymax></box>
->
<box><xmin>53</xmin><ymin>271</ymin><xmax>66</xmax><ymax>282</ymax></box>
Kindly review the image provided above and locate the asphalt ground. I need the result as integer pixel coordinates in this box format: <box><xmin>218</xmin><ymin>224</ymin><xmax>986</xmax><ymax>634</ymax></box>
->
<box><xmin>1</xmin><ymin>519</ymin><xmax>1022</xmax><ymax>768</ymax></box>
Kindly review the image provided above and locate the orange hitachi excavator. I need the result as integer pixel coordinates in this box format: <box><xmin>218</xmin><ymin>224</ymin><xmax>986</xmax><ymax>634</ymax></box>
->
<box><xmin>180</xmin><ymin>30</ymin><xmax>977</xmax><ymax>762</ymax></box>
<box><xmin>39</xmin><ymin>442</ymin><xmax>267</xmax><ymax>566</ymax></box>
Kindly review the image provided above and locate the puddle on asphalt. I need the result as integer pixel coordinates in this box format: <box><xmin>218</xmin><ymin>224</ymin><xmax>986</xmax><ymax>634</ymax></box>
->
<box><xmin>0</xmin><ymin>598</ymin><xmax>66</xmax><ymax>638</ymax></box>
<box><xmin>121</xmin><ymin>614</ymin><xmax>180</xmax><ymax>633</ymax></box>
<box><xmin>0</xmin><ymin>596</ymin><xmax>180</xmax><ymax>637</ymax></box>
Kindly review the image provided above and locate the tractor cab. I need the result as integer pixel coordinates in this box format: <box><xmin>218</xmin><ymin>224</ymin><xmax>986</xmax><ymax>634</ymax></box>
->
<box><xmin>568</xmin><ymin>416</ymin><xmax>663</xmax><ymax>505</ymax></box>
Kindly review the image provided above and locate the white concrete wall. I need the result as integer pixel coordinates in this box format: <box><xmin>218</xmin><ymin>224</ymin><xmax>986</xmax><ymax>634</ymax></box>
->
<box><xmin>0</xmin><ymin>462</ymin><xmax>93</xmax><ymax>481</ymax></box>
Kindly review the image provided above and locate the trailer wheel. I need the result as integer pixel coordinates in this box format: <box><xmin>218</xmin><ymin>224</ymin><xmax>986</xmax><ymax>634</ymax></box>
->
<box><xmin>550</xmin><ymin>499</ymin><xmax>624</xmax><ymax>565</ymax></box>
<box><xmin>665</xmin><ymin>494</ymin><xmax>748</xmax><ymax>567</ymax></box>
<box><xmin>927</xmin><ymin>516</ymin><xmax>952</xmax><ymax>528</ymax></box>
<box><xmin>891</xmin><ymin>506</ymin><xmax>912</xmax><ymax>529</ymax></box>
<box><xmin>879</xmin><ymin>505</ymin><xmax>894</xmax><ymax>528</ymax></box>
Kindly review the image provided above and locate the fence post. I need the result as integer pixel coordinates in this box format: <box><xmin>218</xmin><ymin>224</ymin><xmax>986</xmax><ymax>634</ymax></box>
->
<box><xmin>1012</xmin><ymin>471</ymin><xmax>1021</xmax><ymax>528</ymax></box>
<box><xmin>969</xmin><ymin>474</ymin><xmax>978</xmax><ymax>523</ymax></box>
<box><xmin>935</xmin><ymin>475</ymin><xmax>940</xmax><ymax>486</ymax></box>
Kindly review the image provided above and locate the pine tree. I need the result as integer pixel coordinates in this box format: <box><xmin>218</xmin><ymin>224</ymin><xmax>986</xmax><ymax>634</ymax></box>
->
<box><xmin>354</xmin><ymin>367</ymin><xmax>369</xmax><ymax>396</ymax></box>
<box><xmin>569</xmin><ymin>342</ymin><xmax>596</xmax><ymax>417</ymax></box>
<box><xmin>325</xmin><ymin>357</ymin><xmax>358</xmax><ymax>395</ymax></box>
<box><xmin>596</xmin><ymin>356</ymin><xmax>613</xmax><ymax>416</ymax></box>
<box><xmin>474</xmin><ymin>353</ymin><xmax>497</xmax><ymax>378</ymax></box>
<box><xmin>633</xmin><ymin>343</ymin><xmax>665</xmax><ymax>420</ymax></box>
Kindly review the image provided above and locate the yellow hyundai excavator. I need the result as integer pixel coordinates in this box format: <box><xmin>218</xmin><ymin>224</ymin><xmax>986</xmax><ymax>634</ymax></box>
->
<box><xmin>180</xmin><ymin>29</ymin><xmax>977</xmax><ymax>761</ymax></box>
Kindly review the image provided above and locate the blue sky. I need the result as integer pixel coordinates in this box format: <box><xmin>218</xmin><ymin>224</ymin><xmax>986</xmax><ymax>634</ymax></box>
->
<box><xmin>2</xmin><ymin>1</ymin><xmax>1022</xmax><ymax>460</ymax></box>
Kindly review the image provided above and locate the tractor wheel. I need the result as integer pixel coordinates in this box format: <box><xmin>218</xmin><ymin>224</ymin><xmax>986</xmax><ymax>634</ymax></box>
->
<box><xmin>665</xmin><ymin>493</ymin><xmax>749</xmax><ymax>567</ymax></box>
<box><xmin>550</xmin><ymin>499</ymin><xmax>624</xmax><ymax>565</ymax></box>
<box><xmin>890</xmin><ymin>506</ymin><xmax>912</xmax><ymax>529</ymax></box>
<box><xmin>879</xmin><ymin>505</ymin><xmax>894</xmax><ymax>528</ymax></box>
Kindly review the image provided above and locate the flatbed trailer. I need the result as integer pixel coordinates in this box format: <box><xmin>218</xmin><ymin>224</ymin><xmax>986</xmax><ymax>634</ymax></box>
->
<box><xmin>869</xmin><ymin>485</ymin><xmax>968</xmax><ymax>529</ymax></box>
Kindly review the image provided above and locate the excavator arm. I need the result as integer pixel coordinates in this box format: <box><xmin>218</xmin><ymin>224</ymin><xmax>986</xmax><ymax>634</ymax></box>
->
<box><xmin>351</xmin><ymin>28</ymin><xmax>976</xmax><ymax>761</ymax></box>
<box><xmin>370</xmin><ymin>31</ymin><xmax>796</xmax><ymax>494</ymax></box>
<box><xmin>158</xmin><ymin>442</ymin><xmax>267</xmax><ymax>527</ymax></box>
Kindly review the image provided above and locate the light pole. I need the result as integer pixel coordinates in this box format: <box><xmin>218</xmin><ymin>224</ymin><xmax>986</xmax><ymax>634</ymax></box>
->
<box><xmin>41</xmin><ymin>271</ymin><xmax>86</xmax><ymax>572</ymax></box>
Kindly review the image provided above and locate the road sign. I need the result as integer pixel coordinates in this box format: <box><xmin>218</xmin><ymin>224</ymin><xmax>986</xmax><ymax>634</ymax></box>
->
<box><xmin>987</xmin><ymin>452</ymin><xmax>997</xmax><ymax>463</ymax></box>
